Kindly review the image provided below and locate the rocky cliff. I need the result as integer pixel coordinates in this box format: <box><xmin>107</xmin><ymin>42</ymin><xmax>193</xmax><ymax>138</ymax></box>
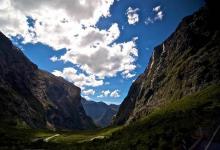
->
<box><xmin>115</xmin><ymin>1</ymin><xmax>220</xmax><ymax>125</ymax></box>
<box><xmin>81</xmin><ymin>98</ymin><xmax>119</xmax><ymax>127</ymax></box>
<box><xmin>0</xmin><ymin>32</ymin><xmax>95</xmax><ymax>130</ymax></box>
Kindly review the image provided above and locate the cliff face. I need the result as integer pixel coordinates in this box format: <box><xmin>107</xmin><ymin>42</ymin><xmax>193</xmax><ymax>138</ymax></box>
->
<box><xmin>115</xmin><ymin>2</ymin><xmax>220</xmax><ymax>125</ymax></box>
<box><xmin>0</xmin><ymin>32</ymin><xmax>95</xmax><ymax>130</ymax></box>
<box><xmin>81</xmin><ymin>98</ymin><xmax>119</xmax><ymax>127</ymax></box>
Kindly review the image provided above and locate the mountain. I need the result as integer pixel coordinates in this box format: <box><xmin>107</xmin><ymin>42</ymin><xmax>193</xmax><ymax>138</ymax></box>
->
<box><xmin>115</xmin><ymin>0</ymin><xmax>220</xmax><ymax>125</ymax></box>
<box><xmin>81</xmin><ymin>98</ymin><xmax>119</xmax><ymax>127</ymax></box>
<box><xmin>1</xmin><ymin>1</ymin><xmax>220</xmax><ymax>149</ymax></box>
<box><xmin>0</xmin><ymin>32</ymin><xmax>95</xmax><ymax>130</ymax></box>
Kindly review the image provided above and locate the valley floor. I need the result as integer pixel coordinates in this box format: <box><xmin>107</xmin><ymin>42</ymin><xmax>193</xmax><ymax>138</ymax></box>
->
<box><xmin>1</xmin><ymin>85</ymin><xmax>220</xmax><ymax>150</ymax></box>
<box><xmin>0</xmin><ymin>124</ymin><xmax>122</xmax><ymax>150</ymax></box>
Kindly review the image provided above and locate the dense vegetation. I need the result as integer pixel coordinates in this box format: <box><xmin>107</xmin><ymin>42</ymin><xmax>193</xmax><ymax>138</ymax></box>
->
<box><xmin>1</xmin><ymin>85</ymin><xmax>220</xmax><ymax>149</ymax></box>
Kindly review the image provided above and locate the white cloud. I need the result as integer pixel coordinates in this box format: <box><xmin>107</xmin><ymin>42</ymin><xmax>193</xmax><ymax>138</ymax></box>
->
<box><xmin>110</xmin><ymin>89</ymin><xmax>120</xmax><ymax>98</ymax></box>
<box><xmin>83</xmin><ymin>96</ymin><xmax>92</xmax><ymax>100</ymax></box>
<box><xmin>97</xmin><ymin>95</ymin><xmax>104</xmax><ymax>98</ymax></box>
<box><xmin>52</xmin><ymin>67</ymin><xmax>103</xmax><ymax>88</ymax></box>
<box><xmin>123</xmin><ymin>72</ymin><xmax>136</xmax><ymax>78</ymax></box>
<box><xmin>50</xmin><ymin>56</ymin><xmax>59</xmax><ymax>62</ymax></box>
<box><xmin>102</xmin><ymin>90</ymin><xmax>111</xmax><ymax>97</ymax></box>
<box><xmin>144</xmin><ymin>17</ymin><xmax>154</xmax><ymax>25</ymax></box>
<box><xmin>3</xmin><ymin>1</ymin><xmax>137</xmax><ymax>109</ymax></box>
<box><xmin>60</xmin><ymin>32</ymin><xmax>138</xmax><ymax>79</ymax></box>
<box><xmin>82</xmin><ymin>89</ymin><xmax>95</xmax><ymax>96</ymax></box>
<box><xmin>97</xmin><ymin>90</ymin><xmax>110</xmax><ymax>98</ymax></box>
<box><xmin>153</xmin><ymin>6</ymin><xmax>161</xmax><ymax>12</ymax></box>
<box><xmin>154</xmin><ymin>11</ymin><xmax>163</xmax><ymax>20</ymax></box>
<box><xmin>153</xmin><ymin>5</ymin><xmax>164</xmax><ymax>21</ymax></box>
<box><xmin>0</xmin><ymin>0</ymin><xmax>138</xmax><ymax>85</ymax></box>
<box><xmin>145</xmin><ymin>5</ymin><xmax>164</xmax><ymax>25</ymax></box>
<box><xmin>0</xmin><ymin>0</ymin><xmax>114</xmax><ymax>47</ymax></box>
<box><xmin>126</xmin><ymin>7</ymin><xmax>139</xmax><ymax>25</ymax></box>
<box><xmin>97</xmin><ymin>89</ymin><xmax>120</xmax><ymax>98</ymax></box>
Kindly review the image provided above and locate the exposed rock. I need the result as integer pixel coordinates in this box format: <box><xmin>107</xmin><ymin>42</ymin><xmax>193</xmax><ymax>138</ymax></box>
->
<box><xmin>115</xmin><ymin>2</ymin><xmax>220</xmax><ymax>125</ymax></box>
<box><xmin>0</xmin><ymin>32</ymin><xmax>95</xmax><ymax>130</ymax></box>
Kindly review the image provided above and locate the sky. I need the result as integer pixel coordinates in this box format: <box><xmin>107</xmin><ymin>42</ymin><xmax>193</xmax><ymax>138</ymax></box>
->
<box><xmin>0</xmin><ymin>0</ymin><xmax>204</xmax><ymax>105</ymax></box>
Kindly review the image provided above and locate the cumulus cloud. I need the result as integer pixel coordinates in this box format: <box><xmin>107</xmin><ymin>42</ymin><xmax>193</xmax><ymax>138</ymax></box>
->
<box><xmin>60</xmin><ymin>33</ymin><xmax>138</xmax><ymax>79</ymax></box>
<box><xmin>0</xmin><ymin>0</ymin><xmax>138</xmax><ymax>81</ymax></box>
<box><xmin>97</xmin><ymin>89</ymin><xmax>120</xmax><ymax>98</ymax></box>
<box><xmin>145</xmin><ymin>5</ymin><xmax>164</xmax><ymax>25</ymax></box>
<box><xmin>50</xmin><ymin>56</ymin><xmax>59</xmax><ymax>62</ymax></box>
<box><xmin>110</xmin><ymin>89</ymin><xmax>120</xmax><ymax>98</ymax></box>
<box><xmin>126</xmin><ymin>7</ymin><xmax>139</xmax><ymax>25</ymax></box>
<box><xmin>82</xmin><ymin>89</ymin><xmax>95</xmax><ymax>96</ymax></box>
<box><xmin>52</xmin><ymin>67</ymin><xmax>103</xmax><ymax>88</ymax></box>
<box><xmin>0</xmin><ymin>0</ymin><xmax>115</xmax><ymax>50</ymax></box>
<box><xmin>0</xmin><ymin>0</ymin><xmax>114</xmax><ymax>36</ymax></box>
<box><xmin>101</xmin><ymin>90</ymin><xmax>111</xmax><ymax>97</ymax></box>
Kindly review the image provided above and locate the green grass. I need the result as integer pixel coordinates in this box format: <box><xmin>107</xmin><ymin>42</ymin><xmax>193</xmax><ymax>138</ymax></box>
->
<box><xmin>102</xmin><ymin>84</ymin><xmax>220</xmax><ymax>150</ymax></box>
<box><xmin>139</xmin><ymin>84</ymin><xmax>220</xmax><ymax>125</ymax></box>
<box><xmin>50</xmin><ymin>126</ymin><xmax>122</xmax><ymax>143</ymax></box>
<box><xmin>1</xmin><ymin>85</ymin><xmax>220</xmax><ymax>150</ymax></box>
<box><xmin>0</xmin><ymin>123</ymin><xmax>122</xmax><ymax>149</ymax></box>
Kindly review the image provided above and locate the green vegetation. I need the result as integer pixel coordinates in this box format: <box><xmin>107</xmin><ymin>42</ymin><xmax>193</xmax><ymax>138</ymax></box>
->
<box><xmin>0</xmin><ymin>123</ymin><xmax>122</xmax><ymax>150</ymax></box>
<box><xmin>1</xmin><ymin>85</ymin><xmax>220</xmax><ymax>149</ymax></box>
<box><xmin>102</xmin><ymin>84</ymin><xmax>220</xmax><ymax>150</ymax></box>
<box><xmin>50</xmin><ymin>126</ymin><xmax>122</xmax><ymax>143</ymax></box>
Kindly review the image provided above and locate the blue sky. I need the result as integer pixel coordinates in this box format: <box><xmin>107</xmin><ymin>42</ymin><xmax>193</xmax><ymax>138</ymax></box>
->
<box><xmin>1</xmin><ymin>0</ymin><xmax>204</xmax><ymax>105</ymax></box>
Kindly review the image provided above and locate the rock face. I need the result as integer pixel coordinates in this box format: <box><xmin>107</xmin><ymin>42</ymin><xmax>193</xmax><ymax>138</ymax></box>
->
<box><xmin>81</xmin><ymin>98</ymin><xmax>119</xmax><ymax>127</ymax></box>
<box><xmin>115</xmin><ymin>2</ymin><xmax>220</xmax><ymax>125</ymax></box>
<box><xmin>0</xmin><ymin>32</ymin><xmax>95</xmax><ymax>130</ymax></box>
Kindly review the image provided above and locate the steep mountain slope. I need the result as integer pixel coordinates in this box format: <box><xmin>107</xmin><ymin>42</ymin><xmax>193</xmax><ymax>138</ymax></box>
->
<box><xmin>81</xmin><ymin>98</ymin><xmax>119</xmax><ymax>127</ymax></box>
<box><xmin>0</xmin><ymin>32</ymin><xmax>95</xmax><ymax>130</ymax></box>
<box><xmin>115</xmin><ymin>0</ymin><xmax>220</xmax><ymax>125</ymax></box>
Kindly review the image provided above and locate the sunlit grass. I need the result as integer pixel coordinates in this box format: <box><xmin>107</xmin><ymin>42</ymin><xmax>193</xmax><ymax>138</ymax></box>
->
<box><xmin>50</xmin><ymin>126</ymin><xmax>123</xmax><ymax>143</ymax></box>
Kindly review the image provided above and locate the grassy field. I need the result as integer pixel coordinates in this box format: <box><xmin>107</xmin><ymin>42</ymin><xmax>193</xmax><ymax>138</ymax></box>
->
<box><xmin>1</xmin><ymin>85</ymin><xmax>220</xmax><ymax>150</ymax></box>
<box><xmin>0</xmin><ymin>123</ymin><xmax>122</xmax><ymax>149</ymax></box>
<box><xmin>49</xmin><ymin>126</ymin><xmax>122</xmax><ymax>143</ymax></box>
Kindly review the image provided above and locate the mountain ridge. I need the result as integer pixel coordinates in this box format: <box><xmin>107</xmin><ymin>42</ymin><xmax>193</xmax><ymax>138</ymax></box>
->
<box><xmin>0</xmin><ymin>32</ymin><xmax>96</xmax><ymax>130</ymax></box>
<box><xmin>115</xmin><ymin>2</ymin><xmax>220</xmax><ymax>125</ymax></box>
<box><xmin>81</xmin><ymin>98</ymin><xmax>119</xmax><ymax>127</ymax></box>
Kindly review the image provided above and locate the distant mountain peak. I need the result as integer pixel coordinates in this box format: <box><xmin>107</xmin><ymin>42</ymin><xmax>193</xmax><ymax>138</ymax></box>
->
<box><xmin>81</xmin><ymin>98</ymin><xmax>119</xmax><ymax>127</ymax></box>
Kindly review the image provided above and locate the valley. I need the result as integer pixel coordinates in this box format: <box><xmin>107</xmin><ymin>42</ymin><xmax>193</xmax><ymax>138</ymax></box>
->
<box><xmin>1</xmin><ymin>85</ymin><xmax>220</xmax><ymax>149</ymax></box>
<box><xmin>0</xmin><ymin>0</ymin><xmax>220</xmax><ymax>149</ymax></box>
<box><xmin>0</xmin><ymin>123</ymin><xmax>122</xmax><ymax>149</ymax></box>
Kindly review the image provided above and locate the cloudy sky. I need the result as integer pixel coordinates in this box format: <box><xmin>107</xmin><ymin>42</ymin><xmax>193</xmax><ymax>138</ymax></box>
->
<box><xmin>0</xmin><ymin>0</ymin><xmax>204</xmax><ymax>104</ymax></box>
